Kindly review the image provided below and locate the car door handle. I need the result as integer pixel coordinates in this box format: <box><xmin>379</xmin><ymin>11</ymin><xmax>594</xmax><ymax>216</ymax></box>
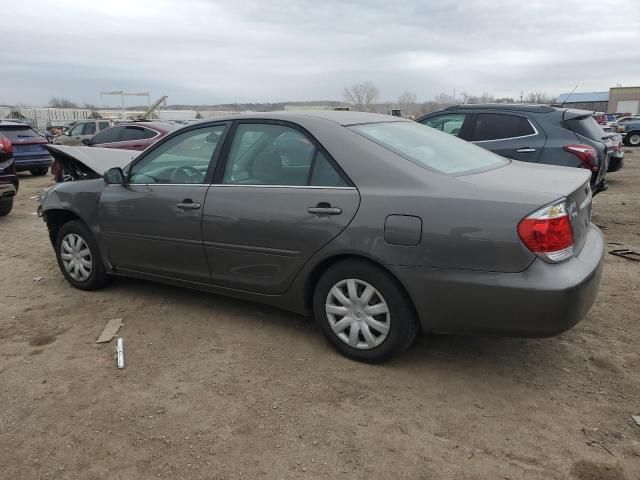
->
<box><xmin>176</xmin><ymin>200</ymin><xmax>201</xmax><ymax>210</ymax></box>
<box><xmin>308</xmin><ymin>203</ymin><xmax>342</xmax><ymax>215</ymax></box>
<box><xmin>516</xmin><ymin>148</ymin><xmax>536</xmax><ymax>153</ymax></box>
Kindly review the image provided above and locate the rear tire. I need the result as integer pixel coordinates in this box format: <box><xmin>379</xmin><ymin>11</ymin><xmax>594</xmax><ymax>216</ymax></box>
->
<box><xmin>55</xmin><ymin>220</ymin><xmax>110</xmax><ymax>290</ymax></box>
<box><xmin>0</xmin><ymin>198</ymin><xmax>13</xmax><ymax>217</ymax></box>
<box><xmin>624</xmin><ymin>132</ymin><xmax>640</xmax><ymax>147</ymax></box>
<box><xmin>313</xmin><ymin>260</ymin><xmax>418</xmax><ymax>363</ymax></box>
<box><xmin>30</xmin><ymin>167</ymin><xmax>49</xmax><ymax>176</ymax></box>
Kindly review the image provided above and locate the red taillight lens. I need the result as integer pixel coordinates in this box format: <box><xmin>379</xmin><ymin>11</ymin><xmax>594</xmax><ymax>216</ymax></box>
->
<box><xmin>0</xmin><ymin>137</ymin><xmax>12</xmax><ymax>155</ymax></box>
<box><xmin>564</xmin><ymin>144</ymin><xmax>598</xmax><ymax>171</ymax></box>
<box><xmin>518</xmin><ymin>202</ymin><xmax>574</xmax><ymax>263</ymax></box>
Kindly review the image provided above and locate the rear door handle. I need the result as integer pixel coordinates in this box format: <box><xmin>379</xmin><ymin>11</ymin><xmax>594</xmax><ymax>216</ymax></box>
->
<box><xmin>308</xmin><ymin>203</ymin><xmax>342</xmax><ymax>215</ymax></box>
<box><xmin>517</xmin><ymin>148</ymin><xmax>536</xmax><ymax>153</ymax></box>
<box><xmin>176</xmin><ymin>200</ymin><xmax>201</xmax><ymax>210</ymax></box>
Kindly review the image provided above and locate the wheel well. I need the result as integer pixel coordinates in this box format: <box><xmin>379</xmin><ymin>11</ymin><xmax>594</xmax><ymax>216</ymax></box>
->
<box><xmin>44</xmin><ymin>209</ymin><xmax>82</xmax><ymax>245</ymax></box>
<box><xmin>304</xmin><ymin>254</ymin><xmax>420</xmax><ymax>327</ymax></box>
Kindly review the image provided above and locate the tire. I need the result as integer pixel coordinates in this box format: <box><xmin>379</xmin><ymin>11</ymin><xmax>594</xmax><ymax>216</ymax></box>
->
<box><xmin>624</xmin><ymin>132</ymin><xmax>640</xmax><ymax>147</ymax></box>
<box><xmin>30</xmin><ymin>167</ymin><xmax>49</xmax><ymax>176</ymax></box>
<box><xmin>313</xmin><ymin>260</ymin><xmax>418</xmax><ymax>363</ymax></box>
<box><xmin>0</xmin><ymin>198</ymin><xmax>13</xmax><ymax>217</ymax></box>
<box><xmin>55</xmin><ymin>220</ymin><xmax>110</xmax><ymax>290</ymax></box>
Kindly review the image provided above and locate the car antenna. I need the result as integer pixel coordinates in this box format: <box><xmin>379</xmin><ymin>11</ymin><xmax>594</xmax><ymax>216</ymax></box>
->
<box><xmin>560</xmin><ymin>86</ymin><xmax>578</xmax><ymax>107</ymax></box>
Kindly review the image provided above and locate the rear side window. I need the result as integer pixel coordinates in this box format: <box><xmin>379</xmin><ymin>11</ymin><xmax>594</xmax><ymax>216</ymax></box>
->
<box><xmin>98</xmin><ymin>121</ymin><xmax>110</xmax><ymax>130</ymax></box>
<box><xmin>91</xmin><ymin>126</ymin><xmax>123</xmax><ymax>144</ymax></box>
<box><xmin>350</xmin><ymin>121</ymin><xmax>507</xmax><ymax>175</ymax></box>
<box><xmin>310</xmin><ymin>152</ymin><xmax>347</xmax><ymax>187</ymax></box>
<box><xmin>565</xmin><ymin>116</ymin><xmax>605</xmax><ymax>141</ymax></box>
<box><xmin>122</xmin><ymin>127</ymin><xmax>156</xmax><ymax>141</ymax></box>
<box><xmin>471</xmin><ymin>113</ymin><xmax>535</xmax><ymax>141</ymax></box>
<box><xmin>0</xmin><ymin>126</ymin><xmax>40</xmax><ymax>141</ymax></box>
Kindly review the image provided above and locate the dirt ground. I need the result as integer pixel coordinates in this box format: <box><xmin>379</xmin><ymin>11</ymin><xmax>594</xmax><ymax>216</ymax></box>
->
<box><xmin>1</xmin><ymin>150</ymin><xmax>639</xmax><ymax>480</ymax></box>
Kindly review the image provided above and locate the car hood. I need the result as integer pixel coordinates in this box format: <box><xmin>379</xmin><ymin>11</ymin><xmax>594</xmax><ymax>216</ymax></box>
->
<box><xmin>457</xmin><ymin>159</ymin><xmax>591</xmax><ymax>200</ymax></box>
<box><xmin>46</xmin><ymin>145</ymin><xmax>138</xmax><ymax>179</ymax></box>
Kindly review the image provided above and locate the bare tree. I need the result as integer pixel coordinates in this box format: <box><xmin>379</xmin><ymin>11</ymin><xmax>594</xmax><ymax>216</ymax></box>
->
<box><xmin>433</xmin><ymin>92</ymin><xmax>454</xmax><ymax>106</ymax></box>
<box><xmin>397</xmin><ymin>91</ymin><xmax>417</xmax><ymax>113</ymax></box>
<box><xmin>343</xmin><ymin>82</ymin><xmax>380</xmax><ymax>111</ymax></box>
<box><xmin>525</xmin><ymin>92</ymin><xmax>557</xmax><ymax>104</ymax></box>
<box><xmin>49</xmin><ymin>97</ymin><xmax>78</xmax><ymax>108</ymax></box>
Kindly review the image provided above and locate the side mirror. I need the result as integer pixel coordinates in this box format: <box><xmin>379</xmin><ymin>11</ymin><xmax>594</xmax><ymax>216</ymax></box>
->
<box><xmin>104</xmin><ymin>167</ymin><xmax>125</xmax><ymax>185</ymax></box>
<box><xmin>81</xmin><ymin>138</ymin><xmax>91</xmax><ymax>146</ymax></box>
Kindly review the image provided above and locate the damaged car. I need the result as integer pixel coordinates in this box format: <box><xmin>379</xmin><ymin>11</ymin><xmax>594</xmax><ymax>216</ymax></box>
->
<box><xmin>39</xmin><ymin>111</ymin><xmax>604</xmax><ymax>362</ymax></box>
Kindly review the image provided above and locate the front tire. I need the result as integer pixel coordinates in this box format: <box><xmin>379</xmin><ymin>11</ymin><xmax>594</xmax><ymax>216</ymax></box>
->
<box><xmin>55</xmin><ymin>220</ymin><xmax>109</xmax><ymax>290</ymax></box>
<box><xmin>624</xmin><ymin>132</ymin><xmax>640</xmax><ymax>146</ymax></box>
<box><xmin>313</xmin><ymin>260</ymin><xmax>418</xmax><ymax>363</ymax></box>
<box><xmin>30</xmin><ymin>167</ymin><xmax>49</xmax><ymax>176</ymax></box>
<box><xmin>0</xmin><ymin>198</ymin><xmax>13</xmax><ymax>217</ymax></box>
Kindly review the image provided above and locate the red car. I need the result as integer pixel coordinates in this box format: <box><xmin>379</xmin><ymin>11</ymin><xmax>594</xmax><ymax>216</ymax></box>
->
<box><xmin>82</xmin><ymin>122</ymin><xmax>177</xmax><ymax>151</ymax></box>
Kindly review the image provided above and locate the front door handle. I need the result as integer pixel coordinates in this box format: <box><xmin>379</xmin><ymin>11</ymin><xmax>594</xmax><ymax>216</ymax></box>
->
<box><xmin>308</xmin><ymin>202</ymin><xmax>342</xmax><ymax>215</ymax></box>
<box><xmin>176</xmin><ymin>200</ymin><xmax>201</xmax><ymax>210</ymax></box>
<box><xmin>517</xmin><ymin>148</ymin><xmax>536</xmax><ymax>153</ymax></box>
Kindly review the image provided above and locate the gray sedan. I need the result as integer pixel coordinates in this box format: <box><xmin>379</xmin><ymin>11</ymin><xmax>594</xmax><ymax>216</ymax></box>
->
<box><xmin>40</xmin><ymin>111</ymin><xmax>604</xmax><ymax>362</ymax></box>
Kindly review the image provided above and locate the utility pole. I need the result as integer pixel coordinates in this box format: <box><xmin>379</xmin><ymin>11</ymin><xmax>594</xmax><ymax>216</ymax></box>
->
<box><xmin>99</xmin><ymin>91</ymin><xmax>151</xmax><ymax>119</ymax></box>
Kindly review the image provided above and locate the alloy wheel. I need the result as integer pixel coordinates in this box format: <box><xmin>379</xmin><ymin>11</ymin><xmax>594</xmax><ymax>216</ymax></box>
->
<box><xmin>325</xmin><ymin>278</ymin><xmax>390</xmax><ymax>350</ymax></box>
<box><xmin>61</xmin><ymin>233</ymin><xmax>93</xmax><ymax>282</ymax></box>
<box><xmin>629</xmin><ymin>134</ymin><xmax>640</xmax><ymax>146</ymax></box>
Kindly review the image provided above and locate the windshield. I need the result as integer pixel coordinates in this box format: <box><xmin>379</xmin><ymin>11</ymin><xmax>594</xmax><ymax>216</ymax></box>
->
<box><xmin>349</xmin><ymin>121</ymin><xmax>508</xmax><ymax>175</ymax></box>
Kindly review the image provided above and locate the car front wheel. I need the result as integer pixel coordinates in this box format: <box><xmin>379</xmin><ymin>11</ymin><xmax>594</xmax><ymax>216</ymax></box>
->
<box><xmin>313</xmin><ymin>260</ymin><xmax>418</xmax><ymax>363</ymax></box>
<box><xmin>625</xmin><ymin>132</ymin><xmax>640</xmax><ymax>146</ymax></box>
<box><xmin>55</xmin><ymin>220</ymin><xmax>109</xmax><ymax>290</ymax></box>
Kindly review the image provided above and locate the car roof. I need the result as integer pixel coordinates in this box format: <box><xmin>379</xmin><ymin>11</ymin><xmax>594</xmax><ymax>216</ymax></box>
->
<box><xmin>116</xmin><ymin>121</ymin><xmax>177</xmax><ymax>131</ymax></box>
<box><xmin>192</xmin><ymin>110</ymin><xmax>409</xmax><ymax>126</ymax></box>
<box><xmin>441</xmin><ymin>104</ymin><xmax>557</xmax><ymax>113</ymax></box>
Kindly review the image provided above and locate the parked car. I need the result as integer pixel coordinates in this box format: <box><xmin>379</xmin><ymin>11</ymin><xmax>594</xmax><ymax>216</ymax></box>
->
<box><xmin>0</xmin><ymin>120</ymin><xmax>53</xmax><ymax>175</ymax></box>
<box><xmin>0</xmin><ymin>133</ymin><xmax>18</xmax><ymax>216</ymax></box>
<box><xmin>607</xmin><ymin>134</ymin><xmax>625</xmax><ymax>172</ymax></box>
<box><xmin>616</xmin><ymin>119</ymin><xmax>640</xmax><ymax>146</ymax></box>
<box><xmin>39</xmin><ymin>111</ymin><xmax>604</xmax><ymax>362</ymax></box>
<box><xmin>54</xmin><ymin>120</ymin><xmax>113</xmax><ymax>146</ymax></box>
<box><xmin>83</xmin><ymin>122</ymin><xmax>177</xmax><ymax>151</ymax></box>
<box><xmin>416</xmin><ymin>105</ymin><xmax>613</xmax><ymax>194</ymax></box>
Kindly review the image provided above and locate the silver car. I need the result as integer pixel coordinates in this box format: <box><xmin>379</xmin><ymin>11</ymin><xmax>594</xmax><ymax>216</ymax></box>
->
<box><xmin>40</xmin><ymin>111</ymin><xmax>604</xmax><ymax>362</ymax></box>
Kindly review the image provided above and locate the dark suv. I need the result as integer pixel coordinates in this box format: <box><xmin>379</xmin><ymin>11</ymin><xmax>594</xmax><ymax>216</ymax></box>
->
<box><xmin>416</xmin><ymin>105</ymin><xmax>613</xmax><ymax>193</ymax></box>
<box><xmin>0</xmin><ymin>134</ymin><xmax>18</xmax><ymax>216</ymax></box>
<box><xmin>0</xmin><ymin>121</ymin><xmax>53</xmax><ymax>176</ymax></box>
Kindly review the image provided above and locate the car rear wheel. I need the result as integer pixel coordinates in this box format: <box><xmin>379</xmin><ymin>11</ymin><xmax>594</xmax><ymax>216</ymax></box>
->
<box><xmin>625</xmin><ymin>132</ymin><xmax>640</xmax><ymax>146</ymax></box>
<box><xmin>313</xmin><ymin>260</ymin><xmax>418</xmax><ymax>362</ymax></box>
<box><xmin>0</xmin><ymin>198</ymin><xmax>13</xmax><ymax>217</ymax></box>
<box><xmin>30</xmin><ymin>167</ymin><xmax>49</xmax><ymax>176</ymax></box>
<box><xmin>55</xmin><ymin>220</ymin><xmax>109</xmax><ymax>290</ymax></box>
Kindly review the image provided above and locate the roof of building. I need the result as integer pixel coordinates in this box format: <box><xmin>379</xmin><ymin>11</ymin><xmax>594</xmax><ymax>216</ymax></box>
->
<box><xmin>557</xmin><ymin>91</ymin><xmax>609</xmax><ymax>103</ymax></box>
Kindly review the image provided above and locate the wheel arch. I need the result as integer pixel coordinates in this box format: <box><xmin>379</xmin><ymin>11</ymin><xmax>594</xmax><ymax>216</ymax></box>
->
<box><xmin>303</xmin><ymin>253</ymin><xmax>421</xmax><ymax>330</ymax></box>
<box><xmin>43</xmin><ymin>208</ymin><xmax>86</xmax><ymax>245</ymax></box>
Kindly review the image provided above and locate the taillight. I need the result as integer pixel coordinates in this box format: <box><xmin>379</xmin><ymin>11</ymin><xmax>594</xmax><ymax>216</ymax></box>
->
<box><xmin>564</xmin><ymin>144</ymin><xmax>598</xmax><ymax>171</ymax></box>
<box><xmin>518</xmin><ymin>201</ymin><xmax>574</xmax><ymax>263</ymax></box>
<box><xmin>0</xmin><ymin>137</ymin><xmax>12</xmax><ymax>155</ymax></box>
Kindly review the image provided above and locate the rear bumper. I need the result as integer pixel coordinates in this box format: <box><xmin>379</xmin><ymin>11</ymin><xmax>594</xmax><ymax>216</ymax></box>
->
<box><xmin>393</xmin><ymin>224</ymin><xmax>604</xmax><ymax>337</ymax></box>
<box><xmin>14</xmin><ymin>154</ymin><xmax>53</xmax><ymax>171</ymax></box>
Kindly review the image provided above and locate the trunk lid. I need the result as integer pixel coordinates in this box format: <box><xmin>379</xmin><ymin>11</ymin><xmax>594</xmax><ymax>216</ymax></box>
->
<box><xmin>459</xmin><ymin>160</ymin><xmax>592</xmax><ymax>254</ymax></box>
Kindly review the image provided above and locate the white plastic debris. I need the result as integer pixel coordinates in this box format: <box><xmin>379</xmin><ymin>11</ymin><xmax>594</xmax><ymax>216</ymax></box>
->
<box><xmin>115</xmin><ymin>337</ymin><xmax>125</xmax><ymax>369</ymax></box>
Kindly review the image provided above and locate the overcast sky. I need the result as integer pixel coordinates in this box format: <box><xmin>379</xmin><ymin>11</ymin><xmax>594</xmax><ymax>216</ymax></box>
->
<box><xmin>2</xmin><ymin>0</ymin><xmax>639</xmax><ymax>107</ymax></box>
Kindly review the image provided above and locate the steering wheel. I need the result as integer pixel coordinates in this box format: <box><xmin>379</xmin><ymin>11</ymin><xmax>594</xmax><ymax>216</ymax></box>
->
<box><xmin>170</xmin><ymin>165</ymin><xmax>201</xmax><ymax>184</ymax></box>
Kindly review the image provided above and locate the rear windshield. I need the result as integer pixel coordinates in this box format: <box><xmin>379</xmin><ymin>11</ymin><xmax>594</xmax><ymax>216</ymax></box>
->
<box><xmin>349</xmin><ymin>121</ymin><xmax>508</xmax><ymax>175</ymax></box>
<box><xmin>565</xmin><ymin>116</ymin><xmax>606</xmax><ymax>141</ymax></box>
<box><xmin>0</xmin><ymin>125</ymin><xmax>41</xmax><ymax>142</ymax></box>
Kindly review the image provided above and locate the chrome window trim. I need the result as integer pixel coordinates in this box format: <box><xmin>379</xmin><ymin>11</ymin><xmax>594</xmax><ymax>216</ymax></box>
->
<box><xmin>472</xmin><ymin>119</ymin><xmax>539</xmax><ymax>144</ymax></box>
<box><xmin>110</xmin><ymin>183</ymin><xmax>356</xmax><ymax>189</ymax></box>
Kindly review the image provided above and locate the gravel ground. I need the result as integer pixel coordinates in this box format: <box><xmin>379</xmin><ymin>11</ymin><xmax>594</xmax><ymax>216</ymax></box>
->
<box><xmin>1</xmin><ymin>149</ymin><xmax>639</xmax><ymax>479</ymax></box>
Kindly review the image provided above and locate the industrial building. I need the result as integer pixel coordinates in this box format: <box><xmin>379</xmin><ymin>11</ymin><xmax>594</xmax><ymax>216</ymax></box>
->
<box><xmin>557</xmin><ymin>86</ymin><xmax>640</xmax><ymax>114</ymax></box>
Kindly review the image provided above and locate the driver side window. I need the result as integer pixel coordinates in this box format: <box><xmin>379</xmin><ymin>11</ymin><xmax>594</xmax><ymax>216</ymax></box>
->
<box><xmin>129</xmin><ymin>125</ymin><xmax>226</xmax><ymax>184</ymax></box>
<box><xmin>420</xmin><ymin>113</ymin><xmax>467</xmax><ymax>137</ymax></box>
